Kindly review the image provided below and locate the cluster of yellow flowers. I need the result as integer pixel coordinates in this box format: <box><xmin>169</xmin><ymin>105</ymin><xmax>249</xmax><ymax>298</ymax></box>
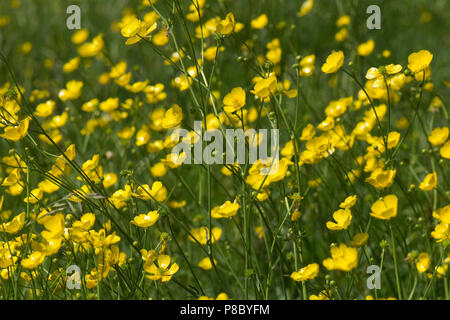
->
<box><xmin>0</xmin><ymin>0</ymin><xmax>448</xmax><ymax>300</ymax></box>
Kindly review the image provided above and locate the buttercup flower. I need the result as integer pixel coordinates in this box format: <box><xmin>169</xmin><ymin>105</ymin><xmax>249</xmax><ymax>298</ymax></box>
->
<box><xmin>321</xmin><ymin>51</ymin><xmax>344</xmax><ymax>74</ymax></box>
<box><xmin>291</xmin><ymin>263</ymin><xmax>319</xmax><ymax>282</ymax></box>
<box><xmin>322</xmin><ymin>243</ymin><xmax>358</xmax><ymax>272</ymax></box>
<box><xmin>349</xmin><ymin>233</ymin><xmax>369</xmax><ymax>247</ymax></box>
<box><xmin>370</xmin><ymin>194</ymin><xmax>398</xmax><ymax>220</ymax></box>
<box><xmin>144</xmin><ymin>254</ymin><xmax>179</xmax><ymax>282</ymax></box>
<box><xmin>408</xmin><ymin>50</ymin><xmax>433</xmax><ymax>73</ymax></box>
<box><xmin>223</xmin><ymin>87</ymin><xmax>246</xmax><ymax>113</ymax></box>
<box><xmin>419</xmin><ymin>172</ymin><xmax>437</xmax><ymax>191</ymax></box>
<box><xmin>131</xmin><ymin>211</ymin><xmax>160</xmax><ymax>228</ymax></box>
<box><xmin>416</xmin><ymin>253</ymin><xmax>431</xmax><ymax>273</ymax></box>
<box><xmin>326</xmin><ymin>208</ymin><xmax>352</xmax><ymax>230</ymax></box>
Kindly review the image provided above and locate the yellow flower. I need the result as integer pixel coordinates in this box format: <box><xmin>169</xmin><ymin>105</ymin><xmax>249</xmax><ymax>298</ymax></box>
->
<box><xmin>385</xmin><ymin>64</ymin><xmax>403</xmax><ymax>75</ymax></box>
<box><xmin>39</xmin><ymin>213</ymin><xmax>65</xmax><ymax>241</ymax></box>
<box><xmin>357</xmin><ymin>40</ymin><xmax>375</xmax><ymax>56</ymax></box>
<box><xmin>387</xmin><ymin>131</ymin><xmax>401</xmax><ymax>149</ymax></box>
<box><xmin>133</xmin><ymin>181</ymin><xmax>168</xmax><ymax>202</ymax></box>
<box><xmin>250</xmin><ymin>14</ymin><xmax>268</xmax><ymax>29</ymax></box>
<box><xmin>336</xmin><ymin>15</ymin><xmax>350</xmax><ymax>27</ymax></box>
<box><xmin>370</xmin><ymin>194</ymin><xmax>398</xmax><ymax>220</ymax></box>
<box><xmin>440</xmin><ymin>140</ymin><xmax>450</xmax><ymax>159</ymax></box>
<box><xmin>291</xmin><ymin>263</ymin><xmax>319</xmax><ymax>282</ymax></box>
<box><xmin>340</xmin><ymin>195</ymin><xmax>357</xmax><ymax>209</ymax></box>
<box><xmin>121</xmin><ymin>16</ymin><xmax>157</xmax><ymax>45</ymax></box>
<box><xmin>109</xmin><ymin>61</ymin><xmax>127</xmax><ymax>79</ymax></box>
<box><xmin>144</xmin><ymin>254</ymin><xmax>179</xmax><ymax>282</ymax></box>
<box><xmin>2</xmin><ymin>168</ymin><xmax>21</xmax><ymax>187</ymax></box>
<box><xmin>309</xmin><ymin>290</ymin><xmax>331</xmax><ymax>300</ymax></box>
<box><xmin>321</xmin><ymin>51</ymin><xmax>344</xmax><ymax>74</ymax></box>
<box><xmin>125</xmin><ymin>80</ymin><xmax>149</xmax><ymax>93</ymax></box>
<box><xmin>161</xmin><ymin>152</ymin><xmax>186</xmax><ymax>168</ymax></box>
<box><xmin>120</xmin><ymin>16</ymin><xmax>141</xmax><ymax>38</ymax></box>
<box><xmin>223</xmin><ymin>87</ymin><xmax>246</xmax><ymax>113</ymax></box>
<box><xmin>198</xmin><ymin>257</ymin><xmax>216</xmax><ymax>270</ymax></box>
<box><xmin>365</xmin><ymin>168</ymin><xmax>396</xmax><ymax>189</ymax></box>
<box><xmin>198</xmin><ymin>292</ymin><xmax>230</xmax><ymax>300</ymax></box>
<box><xmin>99</xmin><ymin>97</ymin><xmax>119</xmax><ymax>112</ymax></box>
<box><xmin>251</xmin><ymin>74</ymin><xmax>278</xmax><ymax>99</ymax></box>
<box><xmin>150</xmin><ymin>162</ymin><xmax>167</xmax><ymax>177</ymax></box>
<box><xmin>21</xmin><ymin>251</ymin><xmax>45</xmax><ymax>269</ymax></box>
<box><xmin>349</xmin><ymin>233</ymin><xmax>369</xmax><ymax>247</ymax></box>
<box><xmin>433</xmin><ymin>204</ymin><xmax>450</xmax><ymax>224</ymax></box>
<box><xmin>1</xmin><ymin>212</ymin><xmax>25</xmax><ymax>234</ymax></box>
<box><xmin>162</xmin><ymin>104</ymin><xmax>183</xmax><ymax>129</ymax></box>
<box><xmin>136</xmin><ymin>125</ymin><xmax>151</xmax><ymax>146</ymax></box>
<box><xmin>252</xmin><ymin>225</ymin><xmax>263</xmax><ymax>239</ymax></box>
<box><xmin>24</xmin><ymin>187</ymin><xmax>43</xmax><ymax>204</ymax></box>
<box><xmin>216</xmin><ymin>12</ymin><xmax>235</xmax><ymax>35</ymax></box>
<box><xmin>35</xmin><ymin>100</ymin><xmax>55</xmax><ymax>117</ymax></box>
<box><xmin>322</xmin><ymin>243</ymin><xmax>358</xmax><ymax>272</ymax></box>
<box><xmin>103</xmin><ymin>172</ymin><xmax>118</xmax><ymax>188</ymax></box>
<box><xmin>71</xmin><ymin>29</ymin><xmax>89</xmax><ymax>44</ymax></box>
<box><xmin>335</xmin><ymin>28</ymin><xmax>348</xmax><ymax>42</ymax></box>
<box><xmin>431</xmin><ymin>222</ymin><xmax>449</xmax><ymax>242</ymax></box>
<box><xmin>326</xmin><ymin>208</ymin><xmax>352</xmax><ymax>230</ymax></box>
<box><xmin>77</xmin><ymin>34</ymin><xmax>104</xmax><ymax>57</ymax></box>
<box><xmin>189</xmin><ymin>227</ymin><xmax>222</xmax><ymax>245</ymax></box>
<box><xmin>131</xmin><ymin>211</ymin><xmax>160</xmax><ymax>228</ymax></box>
<box><xmin>72</xmin><ymin>213</ymin><xmax>96</xmax><ymax>231</ymax></box>
<box><xmin>297</xmin><ymin>0</ymin><xmax>314</xmax><ymax>17</ymax></box>
<box><xmin>0</xmin><ymin>117</ymin><xmax>30</xmax><ymax>141</ymax></box>
<box><xmin>211</xmin><ymin>199</ymin><xmax>240</xmax><ymax>219</ymax></box>
<box><xmin>419</xmin><ymin>172</ymin><xmax>437</xmax><ymax>191</ymax></box>
<box><xmin>407</xmin><ymin>50</ymin><xmax>433</xmax><ymax>73</ymax></box>
<box><xmin>291</xmin><ymin>209</ymin><xmax>302</xmax><ymax>221</ymax></box>
<box><xmin>428</xmin><ymin>127</ymin><xmax>449</xmax><ymax>146</ymax></box>
<box><xmin>108</xmin><ymin>184</ymin><xmax>132</xmax><ymax>209</ymax></box>
<box><xmin>58</xmin><ymin>80</ymin><xmax>83</xmax><ymax>101</ymax></box>
<box><xmin>81</xmin><ymin>98</ymin><xmax>99</xmax><ymax>113</ymax></box>
<box><xmin>300</xmin><ymin>123</ymin><xmax>316</xmax><ymax>140</ymax></box>
<box><xmin>63</xmin><ymin>56</ymin><xmax>80</xmax><ymax>73</ymax></box>
<box><xmin>416</xmin><ymin>253</ymin><xmax>431</xmax><ymax>273</ymax></box>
